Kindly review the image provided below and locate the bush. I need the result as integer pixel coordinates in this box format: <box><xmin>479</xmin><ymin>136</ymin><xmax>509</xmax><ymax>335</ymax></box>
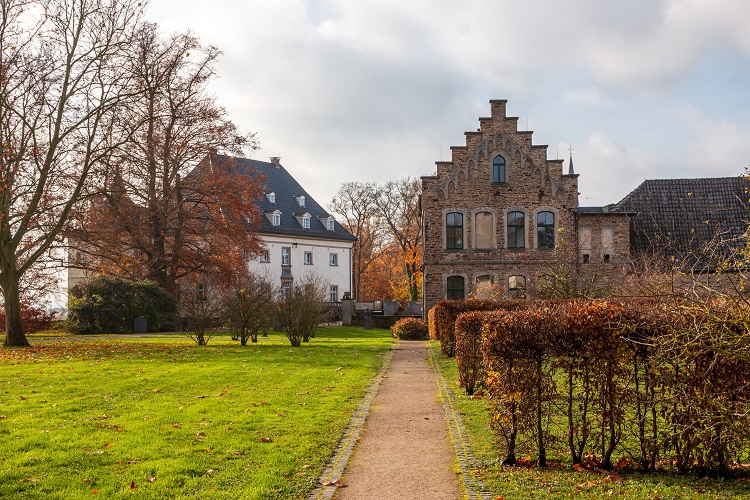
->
<box><xmin>390</xmin><ymin>317</ymin><xmax>427</xmax><ymax>340</ymax></box>
<box><xmin>0</xmin><ymin>302</ymin><xmax>54</xmax><ymax>333</ymax></box>
<box><xmin>67</xmin><ymin>276</ymin><xmax>177</xmax><ymax>334</ymax></box>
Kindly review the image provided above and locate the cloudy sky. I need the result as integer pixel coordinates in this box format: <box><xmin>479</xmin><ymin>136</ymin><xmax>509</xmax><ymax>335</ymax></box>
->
<box><xmin>147</xmin><ymin>0</ymin><xmax>750</xmax><ymax>207</ymax></box>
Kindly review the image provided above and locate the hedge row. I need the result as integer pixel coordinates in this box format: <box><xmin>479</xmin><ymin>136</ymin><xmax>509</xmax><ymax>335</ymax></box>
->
<box><xmin>448</xmin><ymin>298</ymin><xmax>750</xmax><ymax>474</ymax></box>
<box><xmin>429</xmin><ymin>299</ymin><xmax>526</xmax><ymax>357</ymax></box>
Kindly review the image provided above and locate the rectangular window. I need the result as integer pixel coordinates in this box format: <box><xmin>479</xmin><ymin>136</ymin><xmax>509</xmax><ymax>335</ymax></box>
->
<box><xmin>536</xmin><ymin>211</ymin><xmax>555</xmax><ymax>249</ymax></box>
<box><xmin>327</xmin><ymin>219</ymin><xmax>335</xmax><ymax>231</ymax></box>
<box><xmin>603</xmin><ymin>254</ymin><xmax>611</xmax><ymax>263</ymax></box>
<box><xmin>272</xmin><ymin>213</ymin><xmax>281</xmax><ymax>226</ymax></box>
<box><xmin>197</xmin><ymin>284</ymin><xmax>207</xmax><ymax>302</ymax></box>
<box><xmin>507</xmin><ymin>211</ymin><xmax>525</xmax><ymax>249</ymax></box>
<box><xmin>446</xmin><ymin>212</ymin><xmax>463</xmax><ymax>250</ymax></box>
<box><xmin>281</xmin><ymin>247</ymin><xmax>290</xmax><ymax>266</ymax></box>
<box><xmin>304</xmin><ymin>251</ymin><xmax>313</xmax><ymax>265</ymax></box>
<box><xmin>259</xmin><ymin>250</ymin><xmax>269</xmax><ymax>263</ymax></box>
<box><xmin>508</xmin><ymin>275</ymin><xmax>526</xmax><ymax>299</ymax></box>
<box><xmin>330</xmin><ymin>285</ymin><xmax>338</xmax><ymax>302</ymax></box>
<box><xmin>302</xmin><ymin>217</ymin><xmax>310</xmax><ymax>229</ymax></box>
<box><xmin>582</xmin><ymin>253</ymin><xmax>590</xmax><ymax>264</ymax></box>
<box><xmin>329</xmin><ymin>253</ymin><xmax>338</xmax><ymax>266</ymax></box>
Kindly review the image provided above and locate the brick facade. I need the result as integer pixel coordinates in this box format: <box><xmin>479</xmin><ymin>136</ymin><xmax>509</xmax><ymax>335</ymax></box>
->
<box><xmin>421</xmin><ymin>99</ymin><xmax>630</xmax><ymax>312</ymax></box>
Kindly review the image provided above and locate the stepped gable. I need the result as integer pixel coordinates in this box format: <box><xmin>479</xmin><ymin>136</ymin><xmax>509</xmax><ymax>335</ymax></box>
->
<box><xmin>208</xmin><ymin>153</ymin><xmax>356</xmax><ymax>242</ymax></box>
<box><xmin>435</xmin><ymin>99</ymin><xmax>575</xmax><ymax>206</ymax></box>
<box><xmin>613</xmin><ymin>177</ymin><xmax>750</xmax><ymax>251</ymax></box>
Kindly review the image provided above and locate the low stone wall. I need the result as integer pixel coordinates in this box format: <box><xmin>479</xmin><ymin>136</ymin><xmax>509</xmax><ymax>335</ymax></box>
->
<box><xmin>350</xmin><ymin>313</ymin><xmax>421</xmax><ymax>330</ymax></box>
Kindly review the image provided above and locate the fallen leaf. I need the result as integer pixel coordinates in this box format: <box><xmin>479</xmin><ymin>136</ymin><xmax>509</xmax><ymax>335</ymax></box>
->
<box><xmin>130</xmin><ymin>481</ymin><xmax>136</xmax><ymax>491</ymax></box>
<box><xmin>196</xmin><ymin>432</ymin><xmax>206</xmax><ymax>437</ymax></box>
<box><xmin>152</xmin><ymin>389</ymin><xmax>160</xmax><ymax>393</ymax></box>
<box><xmin>232</xmin><ymin>451</ymin><xmax>246</xmax><ymax>456</ymax></box>
<box><xmin>147</xmin><ymin>477</ymin><xmax>155</xmax><ymax>483</ymax></box>
<box><xmin>206</xmin><ymin>469</ymin><xmax>217</xmax><ymax>474</ymax></box>
<box><xmin>321</xmin><ymin>479</ymin><xmax>347</xmax><ymax>487</ymax></box>
<box><xmin>195</xmin><ymin>395</ymin><xmax>206</xmax><ymax>399</ymax></box>
<box><xmin>258</xmin><ymin>437</ymin><xmax>272</xmax><ymax>443</ymax></box>
<box><xmin>171</xmin><ymin>423</ymin><xmax>181</xmax><ymax>429</ymax></box>
<box><xmin>91</xmin><ymin>489</ymin><xmax>99</xmax><ymax>494</ymax></box>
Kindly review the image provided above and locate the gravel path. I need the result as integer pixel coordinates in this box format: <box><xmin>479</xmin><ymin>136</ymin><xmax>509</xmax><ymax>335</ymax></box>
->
<box><xmin>332</xmin><ymin>341</ymin><xmax>463</xmax><ymax>500</ymax></box>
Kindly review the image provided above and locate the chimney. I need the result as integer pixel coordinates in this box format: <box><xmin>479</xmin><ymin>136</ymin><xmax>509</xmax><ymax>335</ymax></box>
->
<box><xmin>270</xmin><ymin>157</ymin><xmax>281</xmax><ymax>167</ymax></box>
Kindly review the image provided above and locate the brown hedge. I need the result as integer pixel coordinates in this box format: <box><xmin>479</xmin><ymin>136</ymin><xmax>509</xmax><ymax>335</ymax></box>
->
<box><xmin>476</xmin><ymin>298</ymin><xmax>750</xmax><ymax>474</ymax></box>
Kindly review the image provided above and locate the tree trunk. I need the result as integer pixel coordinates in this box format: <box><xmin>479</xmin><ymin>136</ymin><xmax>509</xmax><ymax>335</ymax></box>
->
<box><xmin>2</xmin><ymin>271</ymin><xmax>29</xmax><ymax>347</ymax></box>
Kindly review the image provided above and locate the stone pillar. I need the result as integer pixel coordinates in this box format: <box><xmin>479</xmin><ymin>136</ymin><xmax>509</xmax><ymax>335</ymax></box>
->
<box><xmin>341</xmin><ymin>298</ymin><xmax>354</xmax><ymax>326</ymax></box>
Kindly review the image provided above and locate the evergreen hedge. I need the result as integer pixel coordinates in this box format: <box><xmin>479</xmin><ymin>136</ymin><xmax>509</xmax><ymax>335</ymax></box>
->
<box><xmin>67</xmin><ymin>276</ymin><xmax>177</xmax><ymax>334</ymax></box>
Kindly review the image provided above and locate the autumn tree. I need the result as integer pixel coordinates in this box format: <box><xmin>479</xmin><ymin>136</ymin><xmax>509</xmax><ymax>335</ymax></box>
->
<box><xmin>329</xmin><ymin>181</ymin><xmax>382</xmax><ymax>300</ymax></box>
<box><xmin>69</xmin><ymin>24</ymin><xmax>262</xmax><ymax>296</ymax></box>
<box><xmin>374</xmin><ymin>177</ymin><xmax>422</xmax><ymax>302</ymax></box>
<box><xmin>0</xmin><ymin>0</ymin><xmax>144</xmax><ymax>347</ymax></box>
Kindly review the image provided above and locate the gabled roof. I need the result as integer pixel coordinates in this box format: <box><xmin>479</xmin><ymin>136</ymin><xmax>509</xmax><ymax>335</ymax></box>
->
<box><xmin>612</xmin><ymin>177</ymin><xmax>750</xmax><ymax>253</ymax></box>
<box><xmin>208</xmin><ymin>154</ymin><xmax>357</xmax><ymax>242</ymax></box>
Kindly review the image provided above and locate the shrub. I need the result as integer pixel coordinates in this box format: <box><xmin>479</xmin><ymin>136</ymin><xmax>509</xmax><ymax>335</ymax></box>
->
<box><xmin>0</xmin><ymin>302</ymin><xmax>54</xmax><ymax>333</ymax></box>
<box><xmin>390</xmin><ymin>317</ymin><xmax>427</xmax><ymax>340</ymax></box>
<box><xmin>67</xmin><ymin>276</ymin><xmax>177</xmax><ymax>334</ymax></box>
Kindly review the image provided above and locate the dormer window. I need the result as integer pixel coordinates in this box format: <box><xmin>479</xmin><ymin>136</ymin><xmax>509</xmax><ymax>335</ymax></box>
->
<box><xmin>296</xmin><ymin>195</ymin><xmax>305</xmax><ymax>207</ymax></box>
<box><xmin>320</xmin><ymin>215</ymin><xmax>336</xmax><ymax>231</ymax></box>
<box><xmin>265</xmin><ymin>209</ymin><xmax>282</xmax><ymax>227</ymax></box>
<box><xmin>266</xmin><ymin>192</ymin><xmax>276</xmax><ymax>203</ymax></box>
<box><xmin>294</xmin><ymin>212</ymin><xmax>311</xmax><ymax>228</ymax></box>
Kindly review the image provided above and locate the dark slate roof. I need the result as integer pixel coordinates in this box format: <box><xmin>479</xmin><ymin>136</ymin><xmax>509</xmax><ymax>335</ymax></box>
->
<box><xmin>612</xmin><ymin>177</ymin><xmax>750</xmax><ymax>254</ymax></box>
<box><xmin>209</xmin><ymin>154</ymin><xmax>357</xmax><ymax>242</ymax></box>
<box><xmin>573</xmin><ymin>205</ymin><xmax>632</xmax><ymax>215</ymax></box>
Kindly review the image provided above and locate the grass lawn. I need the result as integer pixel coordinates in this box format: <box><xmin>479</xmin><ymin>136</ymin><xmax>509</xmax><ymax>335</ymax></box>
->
<box><xmin>429</xmin><ymin>342</ymin><xmax>750</xmax><ymax>500</ymax></box>
<box><xmin>0</xmin><ymin>327</ymin><xmax>393</xmax><ymax>499</ymax></box>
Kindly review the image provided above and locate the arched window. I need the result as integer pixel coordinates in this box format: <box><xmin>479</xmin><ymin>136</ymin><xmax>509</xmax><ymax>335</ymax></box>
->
<box><xmin>492</xmin><ymin>156</ymin><xmax>506</xmax><ymax>183</ymax></box>
<box><xmin>507</xmin><ymin>211</ymin><xmax>525</xmax><ymax>249</ymax></box>
<box><xmin>446</xmin><ymin>212</ymin><xmax>463</xmax><ymax>250</ymax></box>
<box><xmin>447</xmin><ymin>276</ymin><xmax>465</xmax><ymax>300</ymax></box>
<box><xmin>508</xmin><ymin>275</ymin><xmax>526</xmax><ymax>299</ymax></box>
<box><xmin>537</xmin><ymin>211</ymin><xmax>555</xmax><ymax>249</ymax></box>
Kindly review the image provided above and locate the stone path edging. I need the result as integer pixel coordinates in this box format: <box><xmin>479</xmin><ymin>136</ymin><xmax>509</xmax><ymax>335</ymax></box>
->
<box><xmin>308</xmin><ymin>346</ymin><xmax>396</xmax><ymax>500</ymax></box>
<box><xmin>429</xmin><ymin>344</ymin><xmax>495</xmax><ymax>500</ymax></box>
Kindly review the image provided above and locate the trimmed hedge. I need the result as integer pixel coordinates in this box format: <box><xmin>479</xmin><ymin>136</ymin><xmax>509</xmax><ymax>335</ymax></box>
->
<box><xmin>67</xmin><ymin>276</ymin><xmax>177</xmax><ymax>334</ymax></box>
<box><xmin>430</xmin><ymin>299</ymin><xmax>527</xmax><ymax>357</ymax></box>
<box><xmin>390</xmin><ymin>317</ymin><xmax>428</xmax><ymax>340</ymax></box>
<box><xmin>473</xmin><ymin>298</ymin><xmax>750</xmax><ymax>473</ymax></box>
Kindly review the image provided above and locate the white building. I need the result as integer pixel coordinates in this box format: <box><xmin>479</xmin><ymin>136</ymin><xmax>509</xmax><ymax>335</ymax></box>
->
<box><xmin>210</xmin><ymin>154</ymin><xmax>356</xmax><ymax>301</ymax></box>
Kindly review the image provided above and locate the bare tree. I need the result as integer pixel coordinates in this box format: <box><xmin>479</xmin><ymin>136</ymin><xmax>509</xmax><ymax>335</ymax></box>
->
<box><xmin>222</xmin><ymin>270</ymin><xmax>275</xmax><ymax>345</ymax></box>
<box><xmin>329</xmin><ymin>181</ymin><xmax>382</xmax><ymax>300</ymax></box>
<box><xmin>277</xmin><ymin>271</ymin><xmax>330</xmax><ymax>347</ymax></box>
<box><xmin>0</xmin><ymin>0</ymin><xmax>143</xmax><ymax>347</ymax></box>
<box><xmin>374</xmin><ymin>177</ymin><xmax>423</xmax><ymax>302</ymax></box>
<box><xmin>68</xmin><ymin>24</ymin><xmax>262</xmax><ymax>296</ymax></box>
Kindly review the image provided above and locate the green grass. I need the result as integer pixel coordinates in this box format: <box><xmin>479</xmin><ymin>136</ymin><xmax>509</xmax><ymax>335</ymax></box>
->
<box><xmin>0</xmin><ymin>327</ymin><xmax>393</xmax><ymax>499</ymax></box>
<box><xmin>429</xmin><ymin>342</ymin><xmax>750</xmax><ymax>499</ymax></box>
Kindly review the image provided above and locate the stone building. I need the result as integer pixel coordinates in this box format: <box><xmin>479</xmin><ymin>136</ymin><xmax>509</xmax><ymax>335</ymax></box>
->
<box><xmin>420</xmin><ymin>99</ymin><xmax>630</xmax><ymax>312</ymax></box>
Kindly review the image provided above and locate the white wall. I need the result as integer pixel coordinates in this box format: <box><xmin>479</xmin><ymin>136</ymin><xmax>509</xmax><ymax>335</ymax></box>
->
<box><xmin>247</xmin><ymin>234</ymin><xmax>352</xmax><ymax>300</ymax></box>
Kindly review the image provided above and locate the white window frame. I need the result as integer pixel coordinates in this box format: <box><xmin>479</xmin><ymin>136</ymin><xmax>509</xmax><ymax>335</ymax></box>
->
<box><xmin>302</xmin><ymin>216</ymin><xmax>310</xmax><ymax>229</ymax></box>
<box><xmin>304</xmin><ymin>251</ymin><xmax>313</xmax><ymax>265</ymax></box>
<box><xmin>272</xmin><ymin>213</ymin><xmax>281</xmax><ymax>226</ymax></box>
<box><xmin>259</xmin><ymin>250</ymin><xmax>270</xmax><ymax>263</ymax></box>
<box><xmin>329</xmin><ymin>253</ymin><xmax>338</xmax><ymax>266</ymax></box>
<box><xmin>326</xmin><ymin>219</ymin><xmax>335</xmax><ymax>231</ymax></box>
<box><xmin>267</xmin><ymin>192</ymin><xmax>275</xmax><ymax>203</ymax></box>
<box><xmin>330</xmin><ymin>285</ymin><xmax>338</xmax><ymax>302</ymax></box>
